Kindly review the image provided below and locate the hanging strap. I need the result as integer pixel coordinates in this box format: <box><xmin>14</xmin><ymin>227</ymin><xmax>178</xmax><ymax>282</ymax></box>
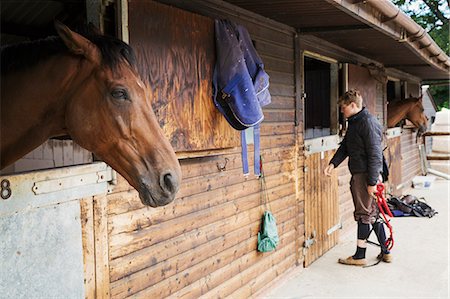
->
<box><xmin>254</xmin><ymin>125</ymin><xmax>261</xmax><ymax>176</ymax></box>
<box><xmin>241</xmin><ymin>131</ymin><xmax>249</xmax><ymax>176</ymax></box>
<box><xmin>241</xmin><ymin>124</ymin><xmax>261</xmax><ymax>176</ymax></box>
<box><xmin>259</xmin><ymin>155</ymin><xmax>271</xmax><ymax>211</ymax></box>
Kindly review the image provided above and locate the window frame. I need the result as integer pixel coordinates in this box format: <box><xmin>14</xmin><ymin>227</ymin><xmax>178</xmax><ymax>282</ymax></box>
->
<box><xmin>302</xmin><ymin>51</ymin><xmax>341</xmax><ymax>155</ymax></box>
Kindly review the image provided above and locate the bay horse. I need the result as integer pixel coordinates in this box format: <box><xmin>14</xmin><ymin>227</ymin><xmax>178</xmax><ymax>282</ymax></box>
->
<box><xmin>387</xmin><ymin>96</ymin><xmax>428</xmax><ymax>135</ymax></box>
<box><xmin>0</xmin><ymin>22</ymin><xmax>181</xmax><ymax>207</ymax></box>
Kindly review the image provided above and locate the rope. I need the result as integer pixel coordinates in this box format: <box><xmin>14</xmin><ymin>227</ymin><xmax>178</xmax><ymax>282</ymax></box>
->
<box><xmin>375</xmin><ymin>183</ymin><xmax>394</xmax><ymax>250</ymax></box>
<box><xmin>259</xmin><ymin>155</ymin><xmax>271</xmax><ymax>212</ymax></box>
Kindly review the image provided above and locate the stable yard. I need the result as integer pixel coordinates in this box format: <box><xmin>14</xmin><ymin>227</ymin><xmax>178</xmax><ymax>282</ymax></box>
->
<box><xmin>265</xmin><ymin>177</ymin><xmax>449</xmax><ymax>299</ymax></box>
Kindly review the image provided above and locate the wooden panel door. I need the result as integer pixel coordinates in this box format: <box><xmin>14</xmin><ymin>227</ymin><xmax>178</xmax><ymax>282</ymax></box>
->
<box><xmin>304</xmin><ymin>150</ymin><xmax>339</xmax><ymax>267</ymax></box>
<box><xmin>386</xmin><ymin>136</ymin><xmax>402</xmax><ymax>196</ymax></box>
<box><xmin>128</xmin><ymin>0</ymin><xmax>240</xmax><ymax>152</ymax></box>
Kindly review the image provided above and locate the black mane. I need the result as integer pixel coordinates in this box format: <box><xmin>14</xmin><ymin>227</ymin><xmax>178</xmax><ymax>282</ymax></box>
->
<box><xmin>1</xmin><ymin>33</ymin><xmax>137</xmax><ymax>75</ymax></box>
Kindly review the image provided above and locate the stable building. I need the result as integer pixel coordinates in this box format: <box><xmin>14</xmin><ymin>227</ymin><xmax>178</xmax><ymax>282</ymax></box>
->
<box><xmin>1</xmin><ymin>0</ymin><xmax>449</xmax><ymax>298</ymax></box>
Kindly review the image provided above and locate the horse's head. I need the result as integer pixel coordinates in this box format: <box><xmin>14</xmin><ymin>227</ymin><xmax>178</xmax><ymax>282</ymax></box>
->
<box><xmin>405</xmin><ymin>96</ymin><xmax>428</xmax><ymax>136</ymax></box>
<box><xmin>56</xmin><ymin>23</ymin><xmax>181</xmax><ymax>207</ymax></box>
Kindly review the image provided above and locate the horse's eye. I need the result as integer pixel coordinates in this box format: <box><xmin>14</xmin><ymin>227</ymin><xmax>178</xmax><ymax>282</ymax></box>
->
<box><xmin>111</xmin><ymin>88</ymin><xmax>129</xmax><ymax>101</ymax></box>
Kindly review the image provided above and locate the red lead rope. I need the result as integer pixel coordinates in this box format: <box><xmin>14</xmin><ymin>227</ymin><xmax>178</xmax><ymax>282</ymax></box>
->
<box><xmin>375</xmin><ymin>183</ymin><xmax>394</xmax><ymax>250</ymax></box>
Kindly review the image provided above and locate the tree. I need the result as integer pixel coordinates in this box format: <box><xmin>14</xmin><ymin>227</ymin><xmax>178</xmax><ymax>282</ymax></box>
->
<box><xmin>393</xmin><ymin>0</ymin><xmax>449</xmax><ymax>110</ymax></box>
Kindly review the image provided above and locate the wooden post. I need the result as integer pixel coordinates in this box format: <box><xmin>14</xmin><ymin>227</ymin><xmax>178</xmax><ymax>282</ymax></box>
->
<box><xmin>80</xmin><ymin>198</ymin><xmax>95</xmax><ymax>299</ymax></box>
<box><xmin>94</xmin><ymin>195</ymin><xmax>110</xmax><ymax>299</ymax></box>
<box><xmin>116</xmin><ymin>0</ymin><xmax>129</xmax><ymax>43</ymax></box>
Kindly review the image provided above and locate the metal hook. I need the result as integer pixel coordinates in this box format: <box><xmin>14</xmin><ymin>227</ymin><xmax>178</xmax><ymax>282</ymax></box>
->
<box><xmin>216</xmin><ymin>158</ymin><xmax>229</xmax><ymax>172</ymax></box>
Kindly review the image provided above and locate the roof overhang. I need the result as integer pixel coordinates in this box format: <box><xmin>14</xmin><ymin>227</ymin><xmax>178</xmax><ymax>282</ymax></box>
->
<box><xmin>223</xmin><ymin>0</ymin><xmax>450</xmax><ymax>81</ymax></box>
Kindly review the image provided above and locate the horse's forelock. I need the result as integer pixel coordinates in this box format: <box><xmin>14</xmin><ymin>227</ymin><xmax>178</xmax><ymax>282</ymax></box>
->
<box><xmin>88</xmin><ymin>35</ymin><xmax>138</xmax><ymax>74</ymax></box>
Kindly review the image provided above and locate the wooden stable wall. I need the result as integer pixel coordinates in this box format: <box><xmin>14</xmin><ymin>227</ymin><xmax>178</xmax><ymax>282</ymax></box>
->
<box><xmin>0</xmin><ymin>140</ymin><xmax>92</xmax><ymax>175</ymax></box>
<box><xmin>79</xmin><ymin>1</ymin><xmax>424</xmax><ymax>297</ymax></box>
<box><xmin>400</xmin><ymin>128</ymin><xmax>422</xmax><ymax>188</ymax></box>
<box><xmin>386</xmin><ymin>135</ymin><xmax>403</xmax><ymax>195</ymax></box>
<box><xmin>90</xmin><ymin>1</ymin><xmax>303</xmax><ymax>298</ymax></box>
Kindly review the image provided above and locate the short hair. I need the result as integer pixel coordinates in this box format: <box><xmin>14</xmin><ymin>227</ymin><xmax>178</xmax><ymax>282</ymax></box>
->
<box><xmin>338</xmin><ymin>89</ymin><xmax>363</xmax><ymax>108</ymax></box>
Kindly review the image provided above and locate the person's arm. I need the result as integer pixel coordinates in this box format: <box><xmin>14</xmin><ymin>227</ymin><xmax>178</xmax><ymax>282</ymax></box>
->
<box><xmin>330</xmin><ymin>137</ymin><xmax>348</xmax><ymax>168</ymax></box>
<box><xmin>363</xmin><ymin>119</ymin><xmax>383</xmax><ymax>186</ymax></box>
<box><xmin>324</xmin><ymin>137</ymin><xmax>348</xmax><ymax>176</ymax></box>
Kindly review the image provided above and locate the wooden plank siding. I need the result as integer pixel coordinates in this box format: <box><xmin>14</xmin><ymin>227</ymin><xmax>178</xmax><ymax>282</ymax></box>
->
<box><xmin>386</xmin><ymin>136</ymin><xmax>403</xmax><ymax>196</ymax></box>
<box><xmin>100</xmin><ymin>1</ymin><xmax>302</xmax><ymax>298</ymax></box>
<box><xmin>304</xmin><ymin>151</ymin><xmax>339</xmax><ymax>266</ymax></box>
<box><xmin>336</xmin><ymin>161</ymin><xmax>354</xmax><ymax>236</ymax></box>
<box><xmin>400</xmin><ymin>128</ymin><xmax>422</xmax><ymax>189</ymax></box>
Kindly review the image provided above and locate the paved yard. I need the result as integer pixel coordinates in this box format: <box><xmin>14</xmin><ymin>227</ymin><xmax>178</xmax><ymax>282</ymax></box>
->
<box><xmin>264</xmin><ymin>177</ymin><xmax>449</xmax><ymax>299</ymax></box>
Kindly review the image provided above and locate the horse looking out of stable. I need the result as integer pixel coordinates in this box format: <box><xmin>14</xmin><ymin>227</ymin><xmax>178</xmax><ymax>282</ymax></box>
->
<box><xmin>0</xmin><ymin>22</ymin><xmax>182</xmax><ymax>207</ymax></box>
<box><xmin>387</xmin><ymin>95</ymin><xmax>428</xmax><ymax>135</ymax></box>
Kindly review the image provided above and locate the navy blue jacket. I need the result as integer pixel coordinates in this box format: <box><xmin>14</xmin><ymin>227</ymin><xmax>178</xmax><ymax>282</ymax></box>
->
<box><xmin>330</xmin><ymin>107</ymin><xmax>383</xmax><ymax>186</ymax></box>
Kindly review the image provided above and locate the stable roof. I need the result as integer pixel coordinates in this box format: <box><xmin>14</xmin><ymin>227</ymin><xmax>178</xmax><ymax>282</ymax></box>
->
<box><xmin>224</xmin><ymin>0</ymin><xmax>450</xmax><ymax>81</ymax></box>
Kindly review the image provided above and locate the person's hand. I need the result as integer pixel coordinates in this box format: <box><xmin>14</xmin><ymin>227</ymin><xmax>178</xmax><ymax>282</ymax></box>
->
<box><xmin>324</xmin><ymin>164</ymin><xmax>335</xmax><ymax>176</ymax></box>
<box><xmin>367</xmin><ymin>185</ymin><xmax>377</xmax><ymax>199</ymax></box>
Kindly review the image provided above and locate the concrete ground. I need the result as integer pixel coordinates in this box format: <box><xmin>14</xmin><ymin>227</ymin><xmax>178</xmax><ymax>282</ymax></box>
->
<box><xmin>265</xmin><ymin>177</ymin><xmax>449</xmax><ymax>299</ymax></box>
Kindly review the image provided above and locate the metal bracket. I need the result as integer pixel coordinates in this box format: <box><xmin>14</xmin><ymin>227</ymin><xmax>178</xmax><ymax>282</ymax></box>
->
<box><xmin>303</xmin><ymin>230</ymin><xmax>316</xmax><ymax>255</ymax></box>
<box><xmin>32</xmin><ymin>167</ymin><xmax>113</xmax><ymax>195</ymax></box>
<box><xmin>0</xmin><ymin>162</ymin><xmax>114</xmax><ymax>217</ymax></box>
<box><xmin>327</xmin><ymin>219</ymin><xmax>343</xmax><ymax>235</ymax></box>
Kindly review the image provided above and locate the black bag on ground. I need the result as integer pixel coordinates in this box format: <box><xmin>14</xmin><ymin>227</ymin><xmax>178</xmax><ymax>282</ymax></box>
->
<box><xmin>387</xmin><ymin>195</ymin><xmax>437</xmax><ymax>218</ymax></box>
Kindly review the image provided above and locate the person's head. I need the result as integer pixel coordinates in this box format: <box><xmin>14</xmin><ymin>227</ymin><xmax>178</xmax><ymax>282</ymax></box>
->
<box><xmin>338</xmin><ymin>89</ymin><xmax>363</xmax><ymax>118</ymax></box>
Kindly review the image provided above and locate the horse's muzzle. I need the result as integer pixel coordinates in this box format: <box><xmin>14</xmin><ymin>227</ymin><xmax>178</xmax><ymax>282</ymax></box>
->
<box><xmin>138</xmin><ymin>171</ymin><xmax>180</xmax><ymax>207</ymax></box>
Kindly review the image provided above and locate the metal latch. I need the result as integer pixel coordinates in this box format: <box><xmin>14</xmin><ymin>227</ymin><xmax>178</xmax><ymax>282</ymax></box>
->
<box><xmin>303</xmin><ymin>230</ymin><xmax>316</xmax><ymax>255</ymax></box>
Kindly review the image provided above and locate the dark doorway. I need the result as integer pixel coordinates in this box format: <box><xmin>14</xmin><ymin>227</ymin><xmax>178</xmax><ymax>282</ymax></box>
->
<box><xmin>304</xmin><ymin>56</ymin><xmax>331</xmax><ymax>139</ymax></box>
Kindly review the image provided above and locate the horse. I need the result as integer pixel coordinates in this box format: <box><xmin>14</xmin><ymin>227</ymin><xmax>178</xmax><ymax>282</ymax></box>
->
<box><xmin>387</xmin><ymin>96</ymin><xmax>428</xmax><ymax>136</ymax></box>
<box><xmin>0</xmin><ymin>22</ymin><xmax>182</xmax><ymax>207</ymax></box>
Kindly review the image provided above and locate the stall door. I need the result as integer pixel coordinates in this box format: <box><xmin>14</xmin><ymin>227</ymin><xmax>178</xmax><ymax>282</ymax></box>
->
<box><xmin>303</xmin><ymin>150</ymin><xmax>339</xmax><ymax>267</ymax></box>
<box><xmin>0</xmin><ymin>163</ymin><xmax>113</xmax><ymax>298</ymax></box>
<box><xmin>386</xmin><ymin>136</ymin><xmax>402</xmax><ymax>195</ymax></box>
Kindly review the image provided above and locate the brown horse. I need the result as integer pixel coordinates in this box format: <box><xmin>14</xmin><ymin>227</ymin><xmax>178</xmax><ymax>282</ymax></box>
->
<box><xmin>387</xmin><ymin>96</ymin><xmax>428</xmax><ymax>134</ymax></box>
<box><xmin>0</xmin><ymin>22</ymin><xmax>181</xmax><ymax>207</ymax></box>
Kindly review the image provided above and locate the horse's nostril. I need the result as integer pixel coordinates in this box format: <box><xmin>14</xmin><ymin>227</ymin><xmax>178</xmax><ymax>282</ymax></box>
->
<box><xmin>162</xmin><ymin>173</ymin><xmax>177</xmax><ymax>194</ymax></box>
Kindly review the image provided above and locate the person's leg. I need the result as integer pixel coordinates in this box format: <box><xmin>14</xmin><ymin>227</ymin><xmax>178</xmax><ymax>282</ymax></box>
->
<box><xmin>353</xmin><ymin>220</ymin><xmax>370</xmax><ymax>259</ymax></box>
<box><xmin>351</xmin><ymin>173</ymin><xmax>377</xmax><ymax>224</ymax></box>
<box><xmin>373</xmin><ymin>221</ymin><xmax>389</xmax><ymax>253</ymax></box>
<box><xmin>339</xmin><ymin>174</ymin><xmax>373</xmax><ymax>266</ymax></box>
<box><xmin>373</xmin><ymin>220</ymin><xmax>393</xmax><ymax>262</ymax></box>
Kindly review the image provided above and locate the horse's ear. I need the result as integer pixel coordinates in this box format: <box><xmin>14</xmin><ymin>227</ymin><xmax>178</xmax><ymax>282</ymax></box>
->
<box><xmin>54</xmin><ymin>20</ymin><xmax>101</xmax><ymax>64</ymax></box>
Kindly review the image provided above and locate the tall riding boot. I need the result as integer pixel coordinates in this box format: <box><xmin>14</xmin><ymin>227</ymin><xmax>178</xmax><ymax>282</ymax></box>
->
<box><xmin>373</xmin><ymin>221</ymin><xmax>393</xmax><ymax>263</ymax></box>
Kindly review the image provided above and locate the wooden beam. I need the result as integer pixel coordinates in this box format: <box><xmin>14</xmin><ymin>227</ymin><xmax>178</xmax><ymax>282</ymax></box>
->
<box><xmin>294</xmin><ymin>33</ymin><xmax>301</xmax><ymax>127</ymax></box>
<box><xmin>299</xmin><ymin>24</ymin><xmax>371</xmax><ymax>33</ymax></box>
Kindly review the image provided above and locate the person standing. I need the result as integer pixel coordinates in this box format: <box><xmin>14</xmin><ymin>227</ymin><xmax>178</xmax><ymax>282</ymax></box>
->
<box><xmin>324</xmin><ymin>89</ymin><xmax>391</xmax><ymax>266</ymax></box>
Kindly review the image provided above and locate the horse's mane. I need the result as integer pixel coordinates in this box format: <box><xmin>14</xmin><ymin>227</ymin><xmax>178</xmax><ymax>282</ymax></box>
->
<box><xmin>1</xmin><ymin>33</ymin><xmax>137</xmax><ymax>75</ymax></box>
<box><xmin>388</xmin><ymin>96</ymin><xmax>422</xmax><ymax>108</ymax></box>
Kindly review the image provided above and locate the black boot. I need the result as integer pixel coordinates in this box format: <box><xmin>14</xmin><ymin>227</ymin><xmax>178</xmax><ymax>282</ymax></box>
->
<box><xmin>373</xmin><ymin>221</ymin><xmax>390</xmax><ymax>254</ymax></box>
